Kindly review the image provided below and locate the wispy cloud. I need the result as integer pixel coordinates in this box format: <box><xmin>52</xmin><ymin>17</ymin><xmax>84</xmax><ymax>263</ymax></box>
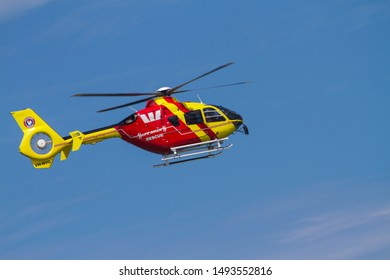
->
<box><xmin>277</xmin><ymin>201</ymin><xmax>390</xmax><ymax>259</ymax></box>
<box><xmin>0</xmin><ymin>0</ymin><xmax>51</xmax><ymax>21</ymax></box>
<box><xmin>0</xmin><ymin>191</ymin><xmax>105</xmax><ymax>255</ymax></box>
<box><xmin>221</xmin><ymin>179</ymin><xmax>390</xmax><ymax>259</ymax></box>
<box><xmin>282</xmin><ymin>205</ymin><xmax>390</xmax><ymax>243</ymax></box>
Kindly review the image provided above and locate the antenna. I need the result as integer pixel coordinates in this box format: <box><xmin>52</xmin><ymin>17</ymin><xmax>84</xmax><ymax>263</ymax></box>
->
<box><xmin>197</xmin><ymin>94</ymin><xmax>204</xmax><ymax>104</ymax></box>
<box><xmin>127</xmin><ymin>106</ymin><xmax>137</xmax><ymax>112</ymax></box>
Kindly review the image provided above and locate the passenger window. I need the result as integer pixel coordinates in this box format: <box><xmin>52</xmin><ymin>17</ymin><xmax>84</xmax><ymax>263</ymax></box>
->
<box><xmin>203</xmin><ymin>108</ymin><xmax>226</xmax><ymax>122</ymax></box>
<box><xmin>168</xmin><ymin>115</ymin><xmax>180</xmax><ymax>126</ymax></box>
<box><xmin>184</xmin><ymin>110</ymin><xmax>203</xmax><ymax>125</ymax></box>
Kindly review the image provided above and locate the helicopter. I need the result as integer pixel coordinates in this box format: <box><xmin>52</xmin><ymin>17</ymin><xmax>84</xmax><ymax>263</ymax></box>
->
<box><xmin>11</xmin><ymin>62</ymin><xmax>249</xmax><ymax>169</ymax></box>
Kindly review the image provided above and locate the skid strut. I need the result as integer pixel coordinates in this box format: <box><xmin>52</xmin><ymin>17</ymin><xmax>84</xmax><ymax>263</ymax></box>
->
<box><xmin>153</xmin><ymin>137</ymin><xmax>233</xmax><ymax>167</ymax></box>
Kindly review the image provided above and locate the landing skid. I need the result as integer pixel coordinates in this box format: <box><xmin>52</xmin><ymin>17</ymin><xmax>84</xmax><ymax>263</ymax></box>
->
<box><xmin>153</xmin><ymin>137</ymin><xmax>232</xmax><ymax>167</ymax></box>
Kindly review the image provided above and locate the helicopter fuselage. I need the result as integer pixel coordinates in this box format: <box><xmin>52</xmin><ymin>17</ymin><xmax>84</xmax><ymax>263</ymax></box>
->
<box><xmin>113</xmin><ymin>96</ymin><xmax>245</xmax><ymax>154</ymax></box>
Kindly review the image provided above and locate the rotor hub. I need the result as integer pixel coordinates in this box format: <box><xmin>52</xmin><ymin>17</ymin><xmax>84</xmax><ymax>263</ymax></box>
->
<box><xmin>156</xmin><ymin>87</ymin><xmax>172</xmax><ymax>95</ymax></box>
<box><xmin>37</xmin><ymin>139</ymin><xmax>47</xmax><ymax>149</ymax></box>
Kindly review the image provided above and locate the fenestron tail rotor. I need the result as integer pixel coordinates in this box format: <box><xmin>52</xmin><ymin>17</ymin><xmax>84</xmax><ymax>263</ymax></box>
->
<box><xmin>73</xmin><ymin>62</ymin><xmax>245</xmax><ymax>112</ymax></box>
<box><xmin>30</xmin><ymin>132</ymin><xmax>53</xmax><ymax>155</ymax></box>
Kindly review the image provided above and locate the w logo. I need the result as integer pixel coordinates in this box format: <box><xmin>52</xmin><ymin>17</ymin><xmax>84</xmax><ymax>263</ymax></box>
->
<box><xmin>140</xmin><ymin>110</ymin><xmax>161</xmax><ymax>123</ymax></box>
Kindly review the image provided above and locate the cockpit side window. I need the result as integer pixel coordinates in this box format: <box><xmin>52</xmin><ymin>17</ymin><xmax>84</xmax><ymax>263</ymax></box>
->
<box><xmin>184</xmin><ymin>110</ymin><xmax>203</xmax><ymax>125</ymax></box>
<box><xmin>203</xmin><ymin>107</ymin><xmax>226</xmax><ymax>122</ymax></box>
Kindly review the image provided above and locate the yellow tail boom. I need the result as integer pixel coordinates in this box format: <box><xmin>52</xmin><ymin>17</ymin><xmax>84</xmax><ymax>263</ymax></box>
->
<box><xmin>11</xmin><ymin>108</ymin><xmax>120</xmax><ymax>169</ymax></box>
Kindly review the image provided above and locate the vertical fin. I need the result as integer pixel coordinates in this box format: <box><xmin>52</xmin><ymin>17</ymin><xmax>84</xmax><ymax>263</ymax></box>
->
<box><xmin>11</xmin><ymin>108</ymin><xmax>68</xmax><ymax>168</ymax></box>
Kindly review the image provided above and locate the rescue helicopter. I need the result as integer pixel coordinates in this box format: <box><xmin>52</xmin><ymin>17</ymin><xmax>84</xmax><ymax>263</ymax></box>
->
<box><xmin>11</xmin><ymin>62</ymin><xmax>249</xmax><ymax>169</ymax></box>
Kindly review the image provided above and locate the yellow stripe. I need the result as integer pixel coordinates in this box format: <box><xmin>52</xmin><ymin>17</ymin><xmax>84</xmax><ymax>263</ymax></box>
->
<box><xmin>158</xmin><ymin>98</ymin><xmax>210</xmax><ymax>141</ymax></box>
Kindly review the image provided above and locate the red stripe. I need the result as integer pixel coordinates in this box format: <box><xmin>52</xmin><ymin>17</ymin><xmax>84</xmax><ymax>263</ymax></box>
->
<box><xmin>163</xmin><ymin>97</ymin><xmax>217</xmax><ymax>139</ymax></box>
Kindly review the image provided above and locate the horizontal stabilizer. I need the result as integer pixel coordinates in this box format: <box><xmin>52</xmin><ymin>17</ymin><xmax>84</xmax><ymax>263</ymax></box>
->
<box><xmin>69</xmin><ymin>131</ymin><xmax>85</xmax><ymax>151</ymax></box>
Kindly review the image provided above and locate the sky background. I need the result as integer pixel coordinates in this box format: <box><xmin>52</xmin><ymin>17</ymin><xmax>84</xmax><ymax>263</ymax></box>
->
<box><xmin>1</xmin><ymin>0</ymin><xmax>389</xmax><ymax>259</ymax></box>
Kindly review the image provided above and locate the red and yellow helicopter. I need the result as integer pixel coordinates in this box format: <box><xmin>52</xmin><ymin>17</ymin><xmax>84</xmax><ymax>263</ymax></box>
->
<box><xmin>11</xmin><ymin>62</ymin><xmax>249</xmax><ymax>168</ymax></box>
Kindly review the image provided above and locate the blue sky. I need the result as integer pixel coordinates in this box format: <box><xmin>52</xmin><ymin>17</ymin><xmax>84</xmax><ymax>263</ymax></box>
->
<box><xmin>1</xmin><ymin>0</ymin><xmax>389</xmax><ymax>259</ymax></box>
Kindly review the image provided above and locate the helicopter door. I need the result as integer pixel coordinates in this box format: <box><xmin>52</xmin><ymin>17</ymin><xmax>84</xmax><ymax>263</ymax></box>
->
<box><xmin>184</xmin><ymin>109</ymin><xmax>219</xmax><ymax>141</ymax></box>
<box><xmin>202</xmin><ymin>107</ymin><xmax>234</xmax><ymax>138</ymax></box>
<box><xmin>184</xmin><ymin>110</ymin><xmax>203</xmax><ymax>125</ymax></box>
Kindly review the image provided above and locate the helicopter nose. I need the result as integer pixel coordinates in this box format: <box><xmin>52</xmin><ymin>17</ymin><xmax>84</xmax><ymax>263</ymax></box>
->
<box><xmin>214</xmin><ymin>105</ymin><xmax>248</xmax><ymax>135</ymax></box>
<box><xmin>242</xmin><ymin>123</ymin><xmax>249</xmax><ymax>135</ymax></box>
<box><xmin>232</xmin><ymin>115</ymin><xmax>243</xmax><ymax>128</ymax></box>
<box><xmin>232</xmin><ymin>114</ymin><xmax>249</xmax><ymax>135</ymax></box>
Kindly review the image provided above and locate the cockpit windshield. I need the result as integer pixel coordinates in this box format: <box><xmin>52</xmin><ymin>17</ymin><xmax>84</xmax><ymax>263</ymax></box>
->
<box><xmin>214</xmin><ymin>105</ymin><xmax>242</xmax><ymax>121</ymax></box>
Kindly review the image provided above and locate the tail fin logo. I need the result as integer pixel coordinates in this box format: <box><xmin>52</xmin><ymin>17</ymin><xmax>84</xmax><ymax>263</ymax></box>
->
<box><xmin>24</xmin><ymin>117</ymin><xmax>35</xmax><ymax>128</ymax></box>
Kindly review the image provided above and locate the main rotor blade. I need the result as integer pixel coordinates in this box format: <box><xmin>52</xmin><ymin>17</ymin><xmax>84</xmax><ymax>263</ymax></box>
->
<box><xmin>182</xmin><ymin>81</ymin><xmax>250</xmax><ymax>93</ymax></box>
<box><xmin>168</xmin><ymin>62</ymin><xmax>234</xmax><ymax>94</ymax></box>
<box><xmin>73</xmin><ymin>92</ymin><xmax>157</xmax><ymax>97</ymax></box>
<box><xmin>97</xmin><ymin>96</ymin><xmax>155</xmax><ymax>113</ymax></box>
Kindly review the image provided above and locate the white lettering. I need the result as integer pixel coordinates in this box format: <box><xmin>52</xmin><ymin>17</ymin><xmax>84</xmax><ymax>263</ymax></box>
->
<box><xmin>137</xmin><ymin>127</ymin><xmax>165</xmax><ymax>139</ymax></box>
<box><xmin>146</xmin><ymin>133</ymin><xmax>163</xmax><ymax>141</ymax></box>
